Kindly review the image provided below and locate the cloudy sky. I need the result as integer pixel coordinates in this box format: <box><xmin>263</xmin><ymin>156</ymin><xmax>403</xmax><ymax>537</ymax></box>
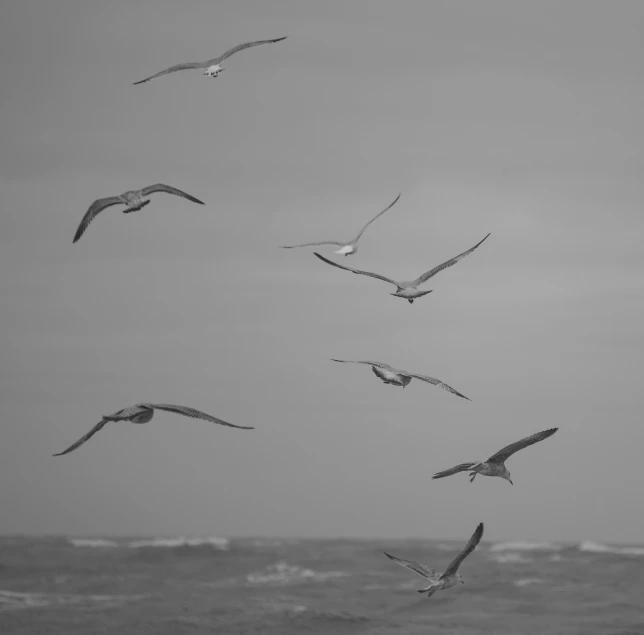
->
<box><xmin>1</xmin><ymin>0</ymin><xmax>643</xmax><ymax>543</ymax></box>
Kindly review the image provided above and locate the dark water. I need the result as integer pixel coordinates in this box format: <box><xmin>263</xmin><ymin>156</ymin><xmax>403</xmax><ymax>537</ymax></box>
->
<box><xmin>1</xmin><ymin>536</ymin><xmax>643</xmax><ymax>634</ymax></box>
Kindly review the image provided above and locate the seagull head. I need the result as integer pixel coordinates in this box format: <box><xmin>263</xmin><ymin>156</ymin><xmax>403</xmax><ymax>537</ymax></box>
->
<box><xmin>457</xmin><ymin>574</ymin><xmax>465</xmax><ymax>584</ymax></box>
<box><xmin>503</xmin><ymin>470</ymin><xmax>513</xmax><ymax>485</ymax></box>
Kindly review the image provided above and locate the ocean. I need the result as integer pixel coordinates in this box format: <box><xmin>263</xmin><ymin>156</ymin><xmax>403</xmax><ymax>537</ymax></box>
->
<box><xmin>1</xmin><ymin>535</ymin><xmax>643</xmax><ymax>634</ymax></box>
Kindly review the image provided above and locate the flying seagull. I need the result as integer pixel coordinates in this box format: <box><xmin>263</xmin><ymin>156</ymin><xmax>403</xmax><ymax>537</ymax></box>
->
<box><xmin>314</xmin><ymin>233</ymin><xmax>490</xmax><ymax>303</ymax></box>
<box><xmin>133</xmin><ymin>37</ymin><xmax>287</xmax><ymax>84</ymax></box>
<box><xmin>432</xmin><ymin>428</ymin><xmax>559</xmax><ymax>484</ymax></box>
<box><xmin>385</xmin><ymin>522</ymin><xmax>483</xmax><ymax>597</ymax></box>
<box><xmin>53</xmin><ymin>404</ymin><xmax>253</xmax><ymax>456</ymax></box>
<box><xmin>281</xmin><ymin>193</ymin><xmax>401</xmax><ymax>256</ymax></box>
<box><xmin>73</xmin><ymin>184</ymin><xmax>204</xmax><ymax>243</ymax></box>
<box><xmin>331</xmin><ymin>359</ymin><xmax>470</xmax><ymax>400</ymax></box>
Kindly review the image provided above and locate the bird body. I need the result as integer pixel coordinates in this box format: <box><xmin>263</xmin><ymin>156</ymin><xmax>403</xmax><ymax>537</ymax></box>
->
<box><xmin>432</xmin><ymin>428</ymin><xmax>559</xmax><ymax>484</ymax></box>
<box><xmin>281</xmin><ymin>194</ymin><xmax>401</xmax><ymax>256</ymax></box>
<box><xmin>370</xmin><ymin>363</ymin><xmax>412</xmax><ymax>387</ymax></box>
<box><xmin>314</xmin><ymin>232</ymin><xmax>490</xmax><ymax>302</ymax></box>
<box><xmin>73</xmin><ymin>184</ymin><xmax>204</xmax><ymax>243</ymax></box>
<box><xmin>331</xmin><ymin>359</ymin><xmax>470</xmax><ymax>399</ymax></box>
<box><xmin>133</xmin><ymin>37</ymin><xmax>287</xmax><ymax>84</ymax></box>
<box><xmin>385</xmin><ymin>523</ymin><xmax>484</xmax><ymax>597</ymax></box>
<box><xmin>53</xmin><ymin>403</ymin><xmax>253</xmax><ymax>456</ymax></box>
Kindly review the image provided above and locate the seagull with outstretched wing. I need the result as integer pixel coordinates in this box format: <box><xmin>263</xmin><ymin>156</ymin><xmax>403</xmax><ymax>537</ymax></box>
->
<box><xmin>314</xmin><ymin>233</ymin><xmax>490</xmax><ymax>303</ymax></box>
<box><xmin>281</xmin><ymin>194</ymin><xmax>401</xmax><ymax>256</ymax></box>
<box><xmin>331</xmin><ymin>359</ymin><xmax>470</xmax><ymax>400</ymax></box>
<box><xmin>385</xmin><ymin>523</ymin><xmax>484</xmax><ymax>597</ymax></box>
<box><xmin>432</xmin><ymin>428</ymin><xmax>559</xmax><ymax>484</ymax></box>
<box><xmin>133</xmin><ymin>37</ymin><xmax>287</xmax><ymax>84</ymax></box>
<box><xmin>53</xmin><ymin>403</ymin><xmax>253</xmax><ymax>456</ymax></box>
<box><xmin>73</xmin><ymin>184</ymin><xmax>204</xmax><ymax>243</ymax></box>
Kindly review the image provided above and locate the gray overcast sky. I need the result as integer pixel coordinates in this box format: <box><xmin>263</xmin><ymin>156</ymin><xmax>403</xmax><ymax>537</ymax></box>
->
<box><xmin>1</xmin><ymin>0</ymin><xmax>643</xmax><ymax>543</ymax></box>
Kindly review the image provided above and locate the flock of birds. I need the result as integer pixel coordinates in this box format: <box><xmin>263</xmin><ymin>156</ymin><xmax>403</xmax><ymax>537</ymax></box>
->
<box><xmin>56</xmin><ymin>36</ymin><xmax>561</xmax><ymax>600</ymax></box>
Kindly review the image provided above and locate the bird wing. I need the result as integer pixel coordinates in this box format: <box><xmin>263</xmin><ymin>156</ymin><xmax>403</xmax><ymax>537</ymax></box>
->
<box><xmin>52</xmin><ymin>419</ymin><xmax>109</xmax><ymax>456</ymax></box>
<box><xmin>431</xmin><ymin>462</ymin><xmax>479</xmax><ymax>479</ymax></box>
<box><xmin>314</xmin><ymin>253</ymin><xmax>399</xmax><ymax>287</ymax></box>
<box><xmin>330</xmin><ymin>359</ymin><xmax>397</xmax><ymax>372</ymax></box>
<box><xmin>413</xmin><ymin>233</ymin><xmax>491</xmax><ymax>286</ymax></box>
<box><xmin>404</xmin><ymin>373</ymin><xmax>471</xmax><ymax>400</ymax></box>
<box><xmin>73</xmin><ymin>196</ymin><xmax>123</xmax><ymax>243</ymax></box>
<box><xmin>441</xmin><ymin>523</ymin><xmax>484</xmax><ymax>578</ymax></box>
<box><xmin>144</xmin><ymin>404</ymin><xmax>254</xmax><ymax>430</ymax></box>
<box><xmin>208</xmin><ymin>37</ymin><xmax>287</xmax><ymax>64</ymax></box>
<box><xmin>281</xmin><ymin>240</ymin><xmax>345</xmax><ymax>249</ymax></box>
<box><xmin>487</xmin><ymin>428</ymin><xmax>558</xmax><ymax>464</ymax></box>
<box><xmin>139</xmin><ymin>184</ymin><xmax>204</xmax><ymax>205</ymax></box>
<box><xmin>132</xmin><ymin>62</ymin><xmax>204</xmax><ymax>84</ymax></box>
<box><xmin>384</xmin><ymin>552</ymin><xmax>438</xmax><ymax>580</ymax></box>
<box><xmin>353</xmin><ymin>193</ymin><xmax>401</xmax><ymax>242</ymax></box>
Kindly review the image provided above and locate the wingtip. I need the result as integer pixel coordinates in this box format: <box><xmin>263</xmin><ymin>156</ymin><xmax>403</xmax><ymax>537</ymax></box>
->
<box><xmin>383</xmin><ymin>551</ymin><xmax>396</xmax><ymax>560</ymax></box>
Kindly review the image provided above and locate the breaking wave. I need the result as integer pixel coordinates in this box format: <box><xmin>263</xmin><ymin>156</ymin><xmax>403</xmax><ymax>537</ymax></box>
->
<box><xmin>489</xmin><ymin>541</ymin><xmax>561</xmax><ymax>552</ymax></box>
<box><xmin>68</xmin><ymin>538</ymin><xmax>119</xmax><ymax>548</ymax></box>
<box><xmin>0</xmin><ymin>589</ymin><xmax>142</xmax><ymax>612</ymax></box>
<box><xmin>514</xmin><ymin>578</ymin><xmax>544</xmax><ymax>587</ymax></box>
<box><xmin>578</xmin><ymin>541</ymin><xmax>644</xmax><ymax>556</ymax></box>
<box><xmin>246</xmin><ymin>561</ymin><xmax>349</xmax><ymax>586</ymax></box>
<box><xmin>127</xmin><ymin>536</ymin><xmax>229</xmax><ymax>550</ymax></box>
<box><xmin>490</xmin><ymin>553</ymin><xmax>533</xmax><ymax>564</ymax></box>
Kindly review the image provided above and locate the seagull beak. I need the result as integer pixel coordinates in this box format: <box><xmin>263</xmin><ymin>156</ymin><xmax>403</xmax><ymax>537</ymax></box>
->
<box><xmin>461</xmin><ymin>580</ymin><xmax>465</xmax><ymax>584</ymax></box>
<box><xmin>508</xmin><ymin>479</ymin><xmax>513</xmax><ymax>485</ymax></box>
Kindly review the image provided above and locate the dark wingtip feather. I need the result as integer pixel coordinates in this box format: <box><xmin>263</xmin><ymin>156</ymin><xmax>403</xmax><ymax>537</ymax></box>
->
<box><xmin>383</xmin><ymin>552</ymin><xmax>396</xmax><ymax>561</ymax></box>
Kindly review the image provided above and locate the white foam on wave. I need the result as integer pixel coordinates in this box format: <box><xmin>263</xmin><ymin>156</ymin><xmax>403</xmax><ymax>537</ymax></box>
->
<box><xmin>246</xmin><ymin>561</ymin><xmax>349</xmax><ymax>586</ymax></box>
<box><xmin>436</xmin><ymin>543</ymin><xmax>459</xmax><ymax>551</ymax></box>
<box><xmin>0</xmin><ymin>589</ymin><xmax>143</xmax><ymax>612</ymax></box>
<box><xmin>68</xmin><ymin>538</ymin><xmax>119</xmax><ymax>548</ymax></box>
<box><xmin>514</xmin><ymin>578</ymin><xmax>544</xmax><ymax>587</ymax></box>
<box><xmin>127</xmin><ymin>536</ymin><xmax>229</xmax><ymax>549</ymax></box>
<box><xmin>489</xmin><ymin>541</ymin><xmax>561</xmax><ymax>552</ymax></box>
<box><xmin>578</xmin><ymin>541</ymin><xmax>644</xmax><ymax>556</ymax></box>
<box><xmin>490</xmin><ymin>553</ymin><xmax>533</xmax><ymax>564</ymax></box>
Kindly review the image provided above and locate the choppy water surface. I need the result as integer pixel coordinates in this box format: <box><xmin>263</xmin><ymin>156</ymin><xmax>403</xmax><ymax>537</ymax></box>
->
<box><xmin>1</xmin><ymin>536</ymin><xmax>643</xmax><ymax>634</ymax></box>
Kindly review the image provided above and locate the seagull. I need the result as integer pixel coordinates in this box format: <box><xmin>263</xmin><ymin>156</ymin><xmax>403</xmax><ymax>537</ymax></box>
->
<box><xmin>73</xmin><ymin>184</ymin><xmax>204</xmax><ymax>243</ymax></box>
<box><xmin>432</xmin><ymin>428</ymin><xmax>559</xmax><ymax>484</ymax></box>
<box><xmin>133</xmin><ymin>37</ymin><xmax>287</xmax><ymax>84</ymax></box>
<box><xmin>331</xmin><ymin>359</ymin><xmax>470</xmax><ymax>400</ymax></box>
<box><xmin>314</xmin><ymin>233</ymin><xmax>490</xmax><ymax>303</ymax></box>
<box><xmin>52</xmin><ymin>404</ymin><xmax>253</xmax><ymax>456</ymax></box>
<box><xmin>385</xmin><ymin>523</ymin><xmax>483</xmax><ymax>597</ymax></box>
<box><xmin>281</xmin><ymin>194</ymin><xmax>401</xmax><ymax>256</ymax></box>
